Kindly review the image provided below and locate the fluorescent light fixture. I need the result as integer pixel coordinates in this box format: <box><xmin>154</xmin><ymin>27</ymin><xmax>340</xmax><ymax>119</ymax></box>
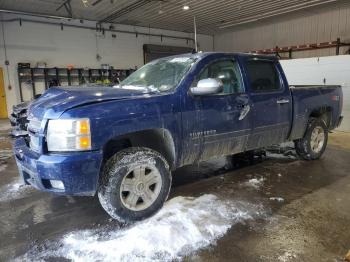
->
<box><xmin>82</xmin><ymin>0</ymin><xmax>89</xmax><ymax>7</ymax></box>
<box><xmin>183</xmin><ymin>5</ymin><xmax>190</xmax><ymax>10</ymax></box>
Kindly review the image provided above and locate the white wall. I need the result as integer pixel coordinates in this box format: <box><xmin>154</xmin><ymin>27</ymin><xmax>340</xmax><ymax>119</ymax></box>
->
<box><xmin>0</xmin><ymin>14</ymin><xmax>213</xmax><ymax>116</ymax></box>
<box><xmin>280</xmin><ymin>55</ymin><xmax>350</xmax><ymax>131</ymax></box>
<box><xmin>214</xmin><ymin>3</ymin><xmax>350</xmax><ymax>58</ymax></box>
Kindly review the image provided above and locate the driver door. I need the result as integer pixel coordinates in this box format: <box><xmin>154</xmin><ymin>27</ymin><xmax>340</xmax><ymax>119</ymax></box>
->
<box><xmin>181</xmin><ymin>58</ymin><xmax>252</xmax><ymax>164</ymax></box>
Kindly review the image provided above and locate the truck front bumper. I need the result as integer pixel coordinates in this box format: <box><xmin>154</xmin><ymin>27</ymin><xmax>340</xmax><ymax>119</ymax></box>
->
<box><xmin>14</xmin><ymin>137</ymin><xmax>103</xmax><ymax>196</ymax></box>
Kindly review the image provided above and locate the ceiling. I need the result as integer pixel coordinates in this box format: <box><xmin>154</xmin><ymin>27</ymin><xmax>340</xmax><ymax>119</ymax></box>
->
<box><xmin>0</xmin><ymin>0</ymin><xmax>345</xmax><ymax>34</ymax></box>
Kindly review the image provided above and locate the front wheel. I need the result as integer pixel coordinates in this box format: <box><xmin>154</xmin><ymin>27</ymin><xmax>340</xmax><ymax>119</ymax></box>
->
<box><xmin>98</xmin><ymin>147</ymin><xmax>172</xmax><ymax>222</ymax></box>
<box><xmin>294</xmin><ymin>118</ymin><xmax>328</xmax><ymax>160</ymax></box>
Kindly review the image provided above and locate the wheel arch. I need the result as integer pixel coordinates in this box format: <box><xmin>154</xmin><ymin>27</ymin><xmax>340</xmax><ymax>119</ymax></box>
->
<box><xmin>102</xmin><ymin>128</ymin><xmax>177</xmax><ymax>170</ymax></box>
<box><xmin>309</xmin><ymin>106</ymin><xmax>332</xmax><ymax>128</ymax></box>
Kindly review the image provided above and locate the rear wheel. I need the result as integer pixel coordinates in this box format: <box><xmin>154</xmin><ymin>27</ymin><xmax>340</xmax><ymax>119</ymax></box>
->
<box><xmin>98</xmin><ymin>147</ymin><xmax>172</xmax><ymax>222</ymax></box>
<box><xmin>294</xmin><ymin>118</ymin><xmax>328</xmax><ymax>160</ymax></box>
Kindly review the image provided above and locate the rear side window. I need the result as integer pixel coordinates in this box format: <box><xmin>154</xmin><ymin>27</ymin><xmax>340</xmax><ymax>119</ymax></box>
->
<box><xmin>246</xmin><ymin>60</ymin><xmax>281</xmax><ymax>92</ymax></box>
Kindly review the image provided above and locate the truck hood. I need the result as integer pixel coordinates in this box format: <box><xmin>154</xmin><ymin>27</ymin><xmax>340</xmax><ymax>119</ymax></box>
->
<box><xmin>28</xmin><ymin>85</ymin><xmax>156</xmax><ymax>120</ymax></box>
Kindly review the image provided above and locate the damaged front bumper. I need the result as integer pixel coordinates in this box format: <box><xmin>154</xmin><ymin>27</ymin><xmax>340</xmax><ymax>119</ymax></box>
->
<box><xmin>14</xmin><ymin>137</ymin><xmax>103</xmax><ymax>196</ymax></box>
<box><xmin>9</xmin><ymin>113</ymin><xmax>29</xmax><ymax>137</ymax></box>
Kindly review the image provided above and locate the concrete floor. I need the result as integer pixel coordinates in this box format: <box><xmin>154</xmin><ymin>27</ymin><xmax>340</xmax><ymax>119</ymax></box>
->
<box><xmin>0</xmin><ymin>119</ymin><xmax>349</xmax><ymax>261</ymax></box>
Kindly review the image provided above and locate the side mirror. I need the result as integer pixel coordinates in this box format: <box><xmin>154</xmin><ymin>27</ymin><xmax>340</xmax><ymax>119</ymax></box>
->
<box><xmin>190</xmin><ymin>78</ymin><xmax>223</xmax><ymax>96</ymax></box>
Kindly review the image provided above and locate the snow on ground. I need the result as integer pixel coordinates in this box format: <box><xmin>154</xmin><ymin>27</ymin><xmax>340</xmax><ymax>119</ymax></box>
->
<box><xmin>242</xmin><ymin>177</ymin><xmax>266</xmax><ymax>189</ymax></box>
<box><xmin>278</xmin><ymin>251</ymin><xmax>298</xmax><ymax>262</ymax></box>
<box><xmin>0</xmin><ymin>180</ymin><xmax>34</xmax><ymax>202</ymax></box>
<box><xmin>22</xmin><ymin>194</ymin><xmax>266</xmax><ymax>262</ymax></box>
<box><xmin>269</xmin><ymin>197</ymin><xmax>284</xmax><ymax>202</ymax></box>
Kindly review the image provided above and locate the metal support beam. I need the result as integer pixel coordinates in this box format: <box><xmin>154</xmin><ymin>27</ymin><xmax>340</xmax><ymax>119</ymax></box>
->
<box><xmin>99</xmin><ymin>0</ymin><xmax>150</xmax><ymax>23</ymax></box>
<box><xmin>56</xmin><ymin>0</ymin><xmax>73</xmax><ymax>18</ymax></box>
<box><xmin>0</xmin><ymin>8</ymin><xmax>72</xmax><ymax>20</ymax></box>
<box><xmin>0</xmin><ymin>17</ymin><xmax>194</xmax><ymax>43</ymax></box>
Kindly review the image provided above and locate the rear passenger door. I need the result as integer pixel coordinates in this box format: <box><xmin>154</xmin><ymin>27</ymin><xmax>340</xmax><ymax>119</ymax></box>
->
<box><xmin>244</xmin><ymin>58</ymin><xmax>292</xmax><ymax>149</ymax></box>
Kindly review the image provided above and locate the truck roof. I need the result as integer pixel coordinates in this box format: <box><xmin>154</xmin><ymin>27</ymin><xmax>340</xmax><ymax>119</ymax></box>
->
<box><xmin>162</xmin><ymin>51</ymin><xmax>278</xmax><ymax>61</ymax></box>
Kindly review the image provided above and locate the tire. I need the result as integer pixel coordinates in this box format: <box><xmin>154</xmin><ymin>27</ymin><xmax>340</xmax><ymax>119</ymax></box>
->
<box><xmin>294</xmin><ymin>118</ymin><xmax>328</xmax><ymax>160</ymax></box>
<box><xmin>98</xmin><ymin>147</ymin><xmax>172</xmax><ymax>222</ymax></box>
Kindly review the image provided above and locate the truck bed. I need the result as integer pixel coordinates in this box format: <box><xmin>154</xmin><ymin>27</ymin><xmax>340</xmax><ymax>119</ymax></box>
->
<box><xmin>291</xmin><ymin>85</ymin><xmax>341</xmax><ymax>89</ymax></box>
<box><xmin>289</xmin><ymin>85</ymin><xmax>342</xmax><ymax>140</ymax></box>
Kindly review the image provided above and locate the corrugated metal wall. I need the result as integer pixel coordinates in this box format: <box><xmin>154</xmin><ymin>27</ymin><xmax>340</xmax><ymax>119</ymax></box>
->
<box><xmin>214</xmin><ymin>2</ymin><xmax>350</xmax><ymax>58</ymax></box>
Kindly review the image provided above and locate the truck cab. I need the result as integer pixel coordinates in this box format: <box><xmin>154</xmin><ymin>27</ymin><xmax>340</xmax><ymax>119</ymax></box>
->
<box><xmin>181</xmin><ymin>54</ymin><xmax>293</xmax><ymax>164</ymax></box>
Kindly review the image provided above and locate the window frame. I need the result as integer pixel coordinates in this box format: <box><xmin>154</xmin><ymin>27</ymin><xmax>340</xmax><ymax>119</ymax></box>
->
<box><xmin>245</xmin><ymin>58</ymin><xmax>284</xmax><ymax>94</ymax></box>
<box><xmin>190</xmin><ymin>58</ymin><xmax>246</xmax><ymax>97</ymax></box>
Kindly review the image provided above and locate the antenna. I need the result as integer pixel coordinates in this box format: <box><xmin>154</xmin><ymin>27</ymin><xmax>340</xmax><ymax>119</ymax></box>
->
<box><xmin>194</xmin><ymin>16</ymin><xmax>198</xmax><ymax>52</ymax></box>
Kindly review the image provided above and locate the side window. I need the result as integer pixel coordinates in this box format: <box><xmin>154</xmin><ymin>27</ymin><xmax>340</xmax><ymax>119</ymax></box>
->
<box><xmin>194</xmin><ymin>60</ymin><xmax>244</xmax><ymax>95</ymax></box>
<box><xmin>245</xmin><ymin>60</ymin><xmax>281</xmax><ymax>92</ymax></box>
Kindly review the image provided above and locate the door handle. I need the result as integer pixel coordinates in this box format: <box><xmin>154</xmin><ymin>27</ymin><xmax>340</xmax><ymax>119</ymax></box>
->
<box><xmin>238</xmin><ymin>104</ymin><xmax>250</xmax><ymax>121</ymax></box>
<box><xmin>277</xmin><ymin>98</ymin><xmax>290</xmax><ymax>104</ymax></box>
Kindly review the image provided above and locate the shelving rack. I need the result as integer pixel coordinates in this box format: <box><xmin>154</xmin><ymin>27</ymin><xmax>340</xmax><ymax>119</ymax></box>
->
<box><xmin>249</xmin><ymin>38</ymin><xmax>350</xmax><ymax>59</ymax></box>
<box><xmin>18</xmin><ymin>67</ymin><xmax>134</xmax><ymax>102</ymax></box>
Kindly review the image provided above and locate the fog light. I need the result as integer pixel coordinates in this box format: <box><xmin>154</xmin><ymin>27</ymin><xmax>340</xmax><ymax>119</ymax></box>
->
<box><xmin>50</xmin><ymin>180</ymin><xmax>65</xmax><ymax>190</ymax></box>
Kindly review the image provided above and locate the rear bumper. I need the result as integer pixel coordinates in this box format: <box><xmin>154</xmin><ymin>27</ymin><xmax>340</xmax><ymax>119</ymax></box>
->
<box><xmin>337</xmin><ymin>116</ymin><xmax>344</xmax><ymax>127</ymax></box>
<box><xmin>14</xmin><ymin>137</ymin><xmax>103</xmax><ymax>196</ymax></box>
<box><xmin>336</xmin><ymin>116</ymin><xmax>343</xmax><ymax>128</ymax></box>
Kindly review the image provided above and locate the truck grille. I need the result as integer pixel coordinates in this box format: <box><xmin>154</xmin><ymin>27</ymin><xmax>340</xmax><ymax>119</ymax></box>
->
<box><xmin>28</xmin><ymin>119</ymin><xmax>41</xmax><ymax>152</ymax></box>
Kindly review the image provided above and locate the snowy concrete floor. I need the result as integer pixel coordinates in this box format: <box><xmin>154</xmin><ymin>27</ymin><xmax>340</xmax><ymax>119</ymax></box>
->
<box><xmin>0</xmin><ymin>119</ymin><xmax>349</xmax><ymax>261</ymax></box>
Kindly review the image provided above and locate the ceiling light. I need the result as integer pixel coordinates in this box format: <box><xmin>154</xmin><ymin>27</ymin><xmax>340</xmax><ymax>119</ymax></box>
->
<box><xmin>81</xmin><ymin>0</ymin><xmax>89</xmax><ymax>7</ymax></box>
<box><xmin>183</xmin><ymin>5</ymin><xmax>190</xmax><ymax>10</ymax></box>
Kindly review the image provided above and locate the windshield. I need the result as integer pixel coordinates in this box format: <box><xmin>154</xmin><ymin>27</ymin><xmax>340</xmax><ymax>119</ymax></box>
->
<box><xmin>117</xmin><ymin>56</ymin><xmax>196</xmax><ymax>92</ymax></box>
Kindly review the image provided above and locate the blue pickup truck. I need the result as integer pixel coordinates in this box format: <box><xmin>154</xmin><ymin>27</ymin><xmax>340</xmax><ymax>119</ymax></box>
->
<box><xmin>14</xmin><ymin>52</ymin><xmax>343</xmax><ymax>222</ymax></box>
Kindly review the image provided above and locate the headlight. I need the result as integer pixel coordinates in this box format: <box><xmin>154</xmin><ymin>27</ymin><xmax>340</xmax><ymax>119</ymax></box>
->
<box><xmin>47</xmin><ymin>118</ymin><xmax>91</xmax><ymax>152</ymax></box>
